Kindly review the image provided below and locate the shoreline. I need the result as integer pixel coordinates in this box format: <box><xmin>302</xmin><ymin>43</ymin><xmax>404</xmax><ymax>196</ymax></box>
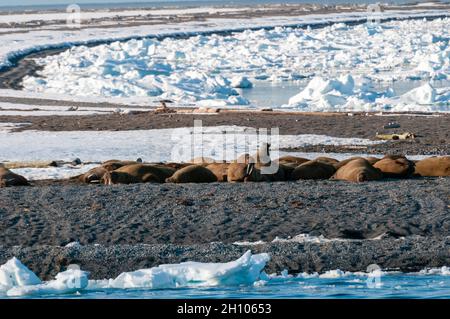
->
<box><xmin>0</xmin><ymin>178</ymin><xmax>449</xmax><ymax>279</ymax></box>
<box><xmin>1</xmin><ymin>237</ymin><xmax>449</xmax><ymax>280</ymax></box>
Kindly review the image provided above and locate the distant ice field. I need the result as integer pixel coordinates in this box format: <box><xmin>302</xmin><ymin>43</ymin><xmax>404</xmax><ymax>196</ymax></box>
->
<box><xmin>23</xmin><ymin>17</ymin><xmax>450</xmax><ymax>112</ymax></box>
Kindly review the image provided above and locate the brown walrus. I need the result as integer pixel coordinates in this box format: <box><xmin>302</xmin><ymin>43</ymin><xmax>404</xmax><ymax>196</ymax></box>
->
<box><xmin>165</xmin><ymin>165</ymin><xmax>218</xmax><ymax>183</ymax></box>
<box><xmin>205</xmin><ymin>163</ymin><xmax>229</xmax><ymax>182</ymax></box>
<box><xmin>0</xmin><ymin>166</ymin><xmax>29</xmax><ymax>187</ymax></box>
<box><xmin>333</xmin><ymin>157</ymin><xmax>364</xmax><ymax>170</ymax></box>
<box><xmin>102</xmin><ymin>164</ymin><xmax>175</xmax><ymax>185</ymax></box>
<box><xmin>315</xmin><ymin>157</ymin><xmax>339</xmax><ymax>165</ymax></box>
<box><xmin>275</xmin><ymin>156</ymin><xmax>309</xmax><ymax>166</ymax></box>
<box><xmin>373</xmin><ymin>155</ymin><xmax>415</xmax><ymax>178</ymax></box>
<box><xmin>365</xmin><ymin>157</ymin><xmax>381</xmax><ymax>165</ymax></box>
<box><xmin>101</xmin><ymin>160</ymin><xmax>141</xmax><ymax>172</ymax></box>
<box><xmin>227</xmin><ymin>163</ymin><xmax>251</xmax><ymax>182</ymax></box>
<box><xmin>332</xmin><ymin>158</ymin><xmax>383</xmax><ymax>182</ymax></box>
<box><xmin>414</xmin><ymin>156</ymin><xmax>450</xmax><ymax>177</ymax></box>
<box><xmin>291</xmin><ymin>160</ymin><xmax>336</xmax><ymax>180</ymax></box>
<box><xmin>76</xmin><ymin>166</ymin><xmax>108</xmax><ymax>183</ymax></box>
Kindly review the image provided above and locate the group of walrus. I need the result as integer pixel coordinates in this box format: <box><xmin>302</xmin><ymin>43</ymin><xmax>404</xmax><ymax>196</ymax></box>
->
<box><xmin>0</xmin><ymin>143</ymin><xmax>449</xmax><ymax>187</ymax></box>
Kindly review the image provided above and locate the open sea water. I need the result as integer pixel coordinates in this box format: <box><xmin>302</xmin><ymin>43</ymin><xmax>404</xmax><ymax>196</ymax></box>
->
<box><xmin>7</xmin><ymin>273</ymin><xmax>450</xmax><ymax>299</ymax></box>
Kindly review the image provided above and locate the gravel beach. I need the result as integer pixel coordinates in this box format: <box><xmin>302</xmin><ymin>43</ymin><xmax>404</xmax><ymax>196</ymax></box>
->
<box><xmin>1</xmin><ymin>178</ymin><xmax>449</xmax><ymax>279</ymax></box>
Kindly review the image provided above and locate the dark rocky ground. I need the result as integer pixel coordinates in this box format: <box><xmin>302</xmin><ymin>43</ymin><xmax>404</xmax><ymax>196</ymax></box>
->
<box><xmin>0</xmin><ymin>178</ymin><xmax>449</xmax><ymax>279</ymax></box>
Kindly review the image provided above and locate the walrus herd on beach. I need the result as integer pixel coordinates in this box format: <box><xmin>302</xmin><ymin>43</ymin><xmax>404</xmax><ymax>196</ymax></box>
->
<box><xmin>0</xmin><ymin>144</ymin><xmax>450</xmax><ymax>187</ymax></box>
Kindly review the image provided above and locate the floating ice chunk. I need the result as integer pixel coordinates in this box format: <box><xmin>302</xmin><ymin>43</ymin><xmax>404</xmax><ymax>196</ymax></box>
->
<box><xmin>102</xmin><ymin>250</ymin><xmax>270</xmax><ymax>289</ymax></box>
<box><xmin>230</xmin><ymin>76</ymin><xmax>253</xmax><ymax>89</ymax></box>
<box><xmin>319</xmin><ymin>269</ymin><xmax>349</xmax><ymax>279</ymax></box>
<box><xmin>288</xmin><ymin>75</ymin><xmax>355</xmax><ymax>107</ymax></box>
<box><xmin>401</xmin><ymin>83</ymin><xmax>437</xmax><ymax>105</ymax></box>
<box><xmin>7</xmin><ymin>269</ymin><xmax>89</xmax><ymax>297</ymax></box>
<box><xmin>419</xmin><ymin>266</ymin><xmax>450</xmax><ymax>276</ymax></box>
<box><xmin>0</xmin><ymin>258</ymin><xmax>41</xmax><ymax>292</ymax></box>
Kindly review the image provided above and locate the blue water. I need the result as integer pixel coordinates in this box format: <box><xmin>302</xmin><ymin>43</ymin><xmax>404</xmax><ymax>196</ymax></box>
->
<box><xmin>0</xmin><ymin>1</ymin><xmax>433</xmax><ymax>12</ymax></box>
<box><xmin>10</xmin><ymin>274</ymin><xmax>450</xmax><ymax>299</ymax></box>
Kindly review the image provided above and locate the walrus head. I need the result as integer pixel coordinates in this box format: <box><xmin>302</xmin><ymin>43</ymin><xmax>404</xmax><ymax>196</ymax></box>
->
<box><xmin>243</xmin><ymin>163</ymin><xmax>256</xmax><ymax>182</ymax></box>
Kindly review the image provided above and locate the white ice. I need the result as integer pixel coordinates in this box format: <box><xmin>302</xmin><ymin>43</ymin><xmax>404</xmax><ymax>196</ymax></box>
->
<box><xmin>0</xmin><ymin>251</ymin><xmax>270</xmax><ymax>296</ymax></box>
<box><xmin>20</xmin><ymin>17</ymin><xmax>450</xmax><ymax>111</ymax></box>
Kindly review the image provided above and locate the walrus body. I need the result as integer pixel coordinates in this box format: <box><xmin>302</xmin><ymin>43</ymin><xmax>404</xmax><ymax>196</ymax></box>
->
<box><xmin>78</xmin><ymin>166</ymin><xmax>108</xmax><ymax>183</ymax></box>
<box><xmin>275</xmin><ymin>156</ymin><xmax>309</xmax><ymax>166</ymax></box>
<box><xmin>373</xmin><ymin>156</ymin><xmax>415</xmax><ymax>178</ymax></box>
<box><xmin>0</xmin><ymin>166</ymin><xmax>29</xmax><ymax>187</ymax></box>
<box><xmin>101</xmin><ymin>160</ymin><xmax>140</xmax><ymax>172</ymax></box>
<box><xmin>206</xmin><ymin>163</ymin><xmax>229</xmax><ymax>182</ymax></box>
<box><xmin>291</xmin><ymin>161</ymin><xmax>336</xmax><ymax>180</ymax></box>
<box><xmin>102</xmin><ymin>164</ymin><xmax>175</xmax><ymax>184</ymax></box>
<box><xmin>414</xmin><ymin>156</ymin><xmax>450</xmax><ymax>177</ymax></box>
<box><xmin>332</xmin><ymin>159</ymin><xmax>383</xmax><ymax>182</ymax></box>
<box><xmin>315</xmin><ymin>157</ymin><xmax>339</xmax><ymax>165</ymax></box>
<box><xmin>166</xmin><ymin>165</ymin><xmax>218</xmax><ymax>183</ymax></box>
<box><xmin>333</xmin><ymin>157</ymin><xmax>364</xmax><ymax>170</ymax></box>
<box><xmin>227</xmin><ymin>163</ymin><xmax>250</xmax><ymax>182</ymax></box>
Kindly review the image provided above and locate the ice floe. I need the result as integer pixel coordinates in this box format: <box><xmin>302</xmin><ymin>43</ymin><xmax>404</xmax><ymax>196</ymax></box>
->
<box><xmin>0</xmin><ymin>251</ymin><xmax>270</xmax><ymax>296</ymax></box>
<box><xmin>20</xmin><ymin>17</ymin><xmax>449</xmax><ymax>111</ymax></box>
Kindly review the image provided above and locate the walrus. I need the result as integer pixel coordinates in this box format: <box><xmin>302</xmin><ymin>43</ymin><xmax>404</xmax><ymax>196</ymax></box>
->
<box><xmin>227</xmin><ymin>163</ymin><xmax>251</xmax><ymax>182</ymax></box>
<box><xmin>332</xmin><ymin>158</ymin><xmax>383</xmax><ymax>182</ymax></box>
<box><xmin>291</xmin><ymin>160</ymin><xmax>336</xmax><ymax>180</ymax></box>
<box><xmin>102</xmin><ymin>164</ymin><xmax>176</xmax><ymax>185</ymax></box>
<box><xmin>165</xmin><ymin>165</ymin><xmax>218</xmax><ymax>183</ymax></box>
<box><xmin>205</xmin><ymin>163</ymin><xmax>229</xmax><ymax>182</ymax></box>
<box><xmin>315</xmin><ymin>157</ymin><xmax>340</xmax><ymax>165</ymax></box>
<box><xmin>243</xmin><ymin>162</ymin><xmax>286</xmax><ymax>182</ymax></box>
<box><xmin>414</xmin><ymin>156</ymin><xmax>450</xmax><ymax>177</ymax></box>
<box><xmin>101</xmin><ymin>160</ymin><xmax>141</xmax><ymax>172</ymax></box>
<box><xmin>373</xmin><ymin>155</ymin><xmax>415</xmax><ymax>178</ymax></box>
<box><xmin>333</xmin><ymin>157</ymin><xmax>365</xmax><ymax>170</ymax></box>
<box><xmin>76</xmin><ymin>166</ymin><xmax>108</xmax><ymax>183</ymax></box>
<box><xmin>365</xmin><ymin>157</ymin><xmax>381</xmax><ymax>165</ymax></box>
<box><xmin>274</xmin><ymin>156</ymin><xmax>309</xmax><ymax>166</ymax></box>
<box><xmin>0</xmin><ymin>166</ymin><xmax>29</xmax><ymax>187</ymax></box>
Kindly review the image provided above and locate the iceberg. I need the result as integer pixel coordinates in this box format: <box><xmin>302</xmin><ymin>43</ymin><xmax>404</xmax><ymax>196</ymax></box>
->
<box><xmin>102</xmin><ymin>250</ymin><xmax>270</xmax><ymax>289</ymax></box>
<box><xmin>0</xmin><ymin>258</ymin><xmax>41</xmax><ymax>293</ymax></box>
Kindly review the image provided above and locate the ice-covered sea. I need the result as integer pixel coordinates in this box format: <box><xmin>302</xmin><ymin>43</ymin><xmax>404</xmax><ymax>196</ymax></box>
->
<box><xmin>1</xmin><ymin>252</ymin><xmax>449</xmax><ymax>299</ymax></box>
<box><xmin>22</xmin><ymin>17</ymin><xmax>450</xmax><ymax>112</ymax></box>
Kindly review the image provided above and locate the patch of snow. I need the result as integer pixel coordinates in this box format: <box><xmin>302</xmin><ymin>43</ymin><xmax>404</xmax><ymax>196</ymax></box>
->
<box><xmin>0</xmin><ymin>126</ymin><xmax>383</xmax><ymax>163</ymax></box>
